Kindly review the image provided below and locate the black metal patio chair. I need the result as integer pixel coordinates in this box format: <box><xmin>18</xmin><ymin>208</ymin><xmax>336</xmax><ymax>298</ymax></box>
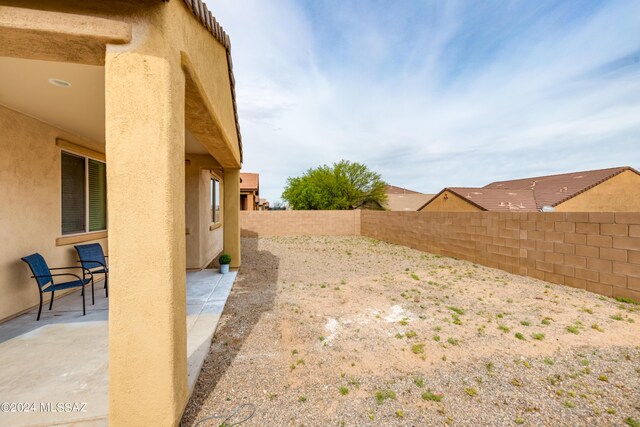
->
<box><xmin>74</xmin><ymin>243</ymin><xmax>108</xmax><ymax>303</ymax></box>
<box><xmin>21</xmin><ymin>253</ymin><xmax>93</xmax><ymax>321</ymax></box>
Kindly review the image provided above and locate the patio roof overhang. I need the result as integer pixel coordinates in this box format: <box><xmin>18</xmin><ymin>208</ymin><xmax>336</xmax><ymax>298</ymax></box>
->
<box><xmin>0</xmin><ymin>3</ymin><xmax>242</xmax><ymax>168</ymax></box>
<box><xmin>0</xmin><ymin>5</ymin><xmax>132</xmax><ymax>65</ymax></box>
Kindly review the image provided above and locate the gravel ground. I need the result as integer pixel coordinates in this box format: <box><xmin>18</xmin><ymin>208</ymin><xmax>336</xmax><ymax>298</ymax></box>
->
<box><xmin>182</xmin><ymin>236</ymin><xmax>640</xmax><ymax>427</ymax></box>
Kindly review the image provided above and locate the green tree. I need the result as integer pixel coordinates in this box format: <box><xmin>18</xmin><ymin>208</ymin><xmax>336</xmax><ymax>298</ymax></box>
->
<box><xmin>282</xmin><ymin>160</ymin><xmax>387</xmax><ymax>210</ymax></box>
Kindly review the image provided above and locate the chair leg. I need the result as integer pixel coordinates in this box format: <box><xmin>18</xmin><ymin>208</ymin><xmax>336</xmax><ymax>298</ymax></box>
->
<box><xmin>49</xmin><ymin>291</ymin><xmax>55</xmax><ymax>310</ymax></box>
<box><xmin>91</xmin><ymin>277</ymin><xmax>95</xmax><ymax>305</ymax></box>
<box><xmin>82</xmin><ymin>285</ymin><xmax>86</xmax><ymax>316</ymax></box>
<box><xmin>105</xmin><ymin>274</ymin><xmax>108</xmax><ymax>298</ymax></box>
<box><xmin>37</xmin><ymin>292</ymin><xmax>43</xmax><ymax>321</ymax></box>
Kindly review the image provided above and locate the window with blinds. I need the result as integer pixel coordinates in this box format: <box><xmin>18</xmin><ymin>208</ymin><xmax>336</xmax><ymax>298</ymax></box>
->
<box><xmin>61</xmin><ymin>151</ymin><xmax>106</xmax><ymax>235</ymax></box>
<box><xmin>88</xmin><ymin>159</ymin><xmax>107</xmax><ymax>231</ymax></box>
<box><xmin>61</xmin><ymin>152</ymin><xmax>86</xmax><ymax>234</ymax></box>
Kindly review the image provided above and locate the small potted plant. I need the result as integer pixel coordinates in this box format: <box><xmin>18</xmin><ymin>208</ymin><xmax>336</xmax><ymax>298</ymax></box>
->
<box><xmin>218</xmin><ymin>253</ymin><xmax>231</xmax><ymax>274</ymax></box>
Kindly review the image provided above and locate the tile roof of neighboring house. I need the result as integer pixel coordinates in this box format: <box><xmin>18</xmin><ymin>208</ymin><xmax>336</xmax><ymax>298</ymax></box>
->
<box><xmin>420</xmin><ymin>166</ymin><xmax>639</xmax><ymax>212</ymax></box>
<box><xmin>180</xmin><ymin>0</ymin><xmax>242</xmax><ymax>162</ymax></box>
<box><xmin>484</xmin><ymin>166</ymin><xmax>639</xmax><ymax>209</ymax></box>
<box><xmin>439</xmin><ymin>187</ymin><xmax>539</xmax><ymax>212</ymax></box>
<box><xmin>385</xmin><ymin>185</ymin><xmax>421</xmax><ymax>194</ymax></box>
<box><xmin>386</xmin><ymin>193</ymin><xmax>435</xmax><ymax>211</ymax></box>
<box><xmin>240</xmin><ymin>173</ymin><xmax>259</xmax><ymax>191</ymax></box>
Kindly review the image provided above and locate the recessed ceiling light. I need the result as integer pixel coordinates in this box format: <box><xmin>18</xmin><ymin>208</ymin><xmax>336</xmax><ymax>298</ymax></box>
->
<box><xmin>48</xmin><ymin>78</ymin><xmax>71</xmax><ymax>88</ymax></box>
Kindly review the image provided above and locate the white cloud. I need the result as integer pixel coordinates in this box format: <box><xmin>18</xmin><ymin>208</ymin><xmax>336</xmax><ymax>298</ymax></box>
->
<box><xmin>208</xmin><ymin>1</ymin><xmax>640</xmax><ymax>203</ymax></box>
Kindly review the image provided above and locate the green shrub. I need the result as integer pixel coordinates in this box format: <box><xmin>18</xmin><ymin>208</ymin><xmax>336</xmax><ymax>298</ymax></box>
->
<box><xmin>375</xmin><ymin>389</ymin><xmax>396</xmax><ymax>404</ymax></box>
<box><xmin>422</xmin><ymin>390</ymin><xmax>443</xmax><ymax>402</ymax></box>
<box><xmin>566</xmin><ymin>325</ymin><xmax>580</xmax><ymax>334</ymax></box>
<box><xmin>625</xmin><ymin>417</ymin><xmax>640</xmax><ymax>427</ymax></box>
<box><xmin>412</xmin><ymin>343</ymin><xmax>425</xmax><ymax>354</ymax></box>
<box><xmin>218</xmin><ymin>253</ymin><xmax>232</xmax><ymax>265</ymax></box>
<box><xmin>615</xmin><ymin>296</ymin><xmax>638</xmax><ymax>305</ymax></box>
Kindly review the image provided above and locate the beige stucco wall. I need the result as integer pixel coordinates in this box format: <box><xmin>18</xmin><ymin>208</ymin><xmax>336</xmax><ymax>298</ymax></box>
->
<box><xmin>185</xmin><ymin>154</ymin><xmax>224</xmax><ymax>269</ymax></box>
<box><xmin>0</xmin><ymin>104</ymin><xmax>107</xmax><ymax>322</ymax></box>
<box><xmin>105</xmin><ymin>45</ymin><xmax>190</xmax><ymax>425</ymax></box>
<box><xmin>420</xmin><ymin>191</ymin><xmax>482</xmax><ymax>212</ymax></box>
<box><xmin>556</xmin><ymin>171</ymin><xmax>640</xmax><ymax>212</ymax></box>
<box><xmin>223</xmin><ymin>169</ymin><xmax>241</xmax><ymax>268</ymax></box>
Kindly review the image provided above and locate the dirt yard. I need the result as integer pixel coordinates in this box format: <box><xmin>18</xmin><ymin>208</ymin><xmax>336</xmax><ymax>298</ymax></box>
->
<box><xmin>182</xmin><ymin>236</ymin><xmax>640</xmax><ymax>427</ymax></box>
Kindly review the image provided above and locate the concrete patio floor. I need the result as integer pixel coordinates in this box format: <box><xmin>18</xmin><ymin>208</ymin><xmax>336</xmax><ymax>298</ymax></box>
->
<box><xmin>0</xmin><ymin>269</ymin><xmax>236</xmax><ymax>427</ymax></box>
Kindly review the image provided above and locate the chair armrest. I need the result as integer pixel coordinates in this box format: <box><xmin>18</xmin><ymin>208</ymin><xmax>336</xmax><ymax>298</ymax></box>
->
<box><xmin>76</xmin><ymin>260</ymin><xmax>107</xmax><ymax>269</ymax></box>
<box><xmin>32</xmin><ymin>272</ymin><xmax>83</xmax><ymax>281</ymax></box>
<box><xmin>50</xmin><ymin>272</ymin><xmax>83</xmax><ymax>281</ymax></box>
<box><xmin>53</xmin><ymin>266</ymin><xmax>93</xmax><ymax>275</ymax></box>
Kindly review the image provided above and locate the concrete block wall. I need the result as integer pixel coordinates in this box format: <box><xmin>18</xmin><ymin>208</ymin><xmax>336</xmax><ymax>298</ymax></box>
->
<box><xmin>361</xmin><ymin>211</ymin><xmax>640</xmax><ymax>301</ymax></box>
<box><xmin>239</xmin><ymin>210</ymin><xmax>640</xmax><ymax>300</ymax></box>
<box><xmin>240</xmin><ymin>210</ymin><xmax>360</xmax><ymax>237</ymax></box>
<box><xmin>360</xmin><ymin>211</ymin><xmax>522</xmax><ymax>273</ymax></box>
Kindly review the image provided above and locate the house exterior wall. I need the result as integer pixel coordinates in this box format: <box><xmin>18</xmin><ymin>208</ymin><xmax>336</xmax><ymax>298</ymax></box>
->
<box><xmin>240</xmin><ymin>191</ymin><xmax>257</xmax><ymax>210</ymax></box>
<box><xmin>420</xmin><ymin>191</ymin><xmax>481</xmax><ymax>212</ymax></box>
<box><xmin>0</xmin><ymin>105</ymin><xmax>227</xmax><ymax>319</ymax></box>
<box><xmin>0</xmin><ymin>105</ymin><xmax>108</xmax><ymax>322</ymax></box>
<box><xmin>2</xmin><ymin>2</ymin><xmax>242</xmax><ymax>425</ymax></box>
<box><xmin>556</xmin><ymin>171</ymin><xmax>640</xmax><ymax>212</ymax></box>
<box><xmin>185</xmin><ymin>155</ymin><xmax>224</xmax><ymax>269</ymax></box>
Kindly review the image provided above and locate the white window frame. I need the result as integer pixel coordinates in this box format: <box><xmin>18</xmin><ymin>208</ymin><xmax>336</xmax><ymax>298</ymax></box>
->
<box><xmin>210</xmin><ymin>173</ymin><xmax>222</xmax><ymax>226</ymax></box>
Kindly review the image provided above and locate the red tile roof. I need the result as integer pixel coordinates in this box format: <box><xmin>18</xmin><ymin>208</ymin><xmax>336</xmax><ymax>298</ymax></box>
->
<box><xmin>386</xmin><ymin>193</ymin><xmax>435</xmax><ymax>211</ymax></box>
<box><xmin>484</xmin><ymin>167</ymin><xmax>638</xmax><ymax>209</ymax></box>
<box><xmin>385</xmin><ymin>185</ymin><xmax>421</xmax><ymax>195</ymax></box>
<box><xmin>442</xmin><ymin>188</ymin><xmax>538</xmax><ymax>212</ymax></box>
<box><xmin>420</xmin><ymin>167</ymin><xmax>638</xmax><ymax>212</ymax></box>
<box><xmin>240</xmin><ymin>173</ymin><xmax>259</xmax><ymax>191</ymax></box>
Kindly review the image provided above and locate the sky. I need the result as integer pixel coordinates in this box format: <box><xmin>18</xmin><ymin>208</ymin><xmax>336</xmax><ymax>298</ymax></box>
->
<box><xmin>209</xmin><ymin>0</ymin><xmax>640</xmax><ymax>204</ymax></box>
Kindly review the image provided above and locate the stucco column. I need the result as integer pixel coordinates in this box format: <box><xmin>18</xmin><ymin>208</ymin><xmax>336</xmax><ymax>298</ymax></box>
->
<box><xmin>105</xmin><ymin>49</ymin><xmax>188</xmax><ymax>426</ymax></box>
<box><xmin>223</xmin><ymin>168</ymin><xmax>241</xmax><ymax>268</ymax></box>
